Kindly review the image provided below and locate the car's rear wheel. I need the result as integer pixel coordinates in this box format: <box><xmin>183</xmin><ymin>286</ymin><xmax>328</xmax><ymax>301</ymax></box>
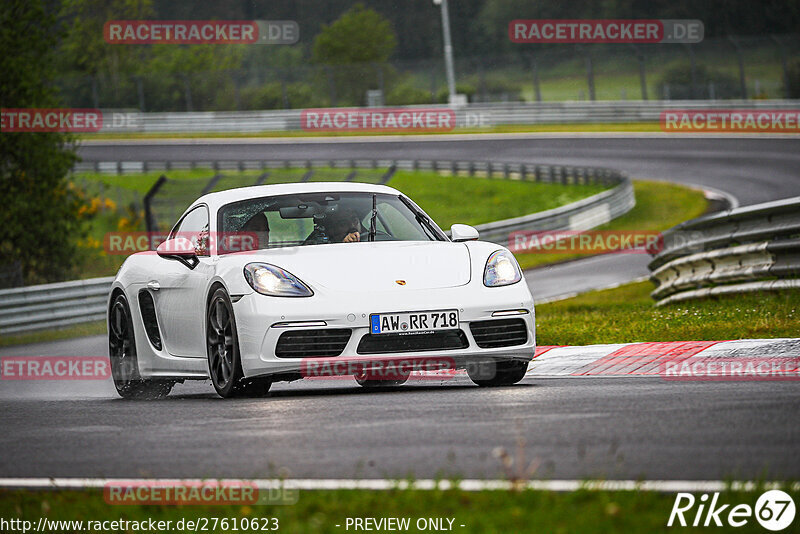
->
<box><xmin>467</xmin><ymin>359</ymin><xmax>529</xmax><ymax>387</ymax></box>
<box><xmin>207</xmin><ymin>288</ymin><xmax>271</xmax><ymax>398</ymax></box>
<box><xmin>108</xmin><ymin>293</ymin><xmax>174</xmax><ymax>399</ymax></box>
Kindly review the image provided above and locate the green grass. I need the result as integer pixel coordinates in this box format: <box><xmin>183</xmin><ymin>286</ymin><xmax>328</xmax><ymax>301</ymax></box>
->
<box><xmin>2</xmin><ymin>486</ymin><xmax>795</xmax><ymax>534</ymax></box>
<box><xmin>536</xmin><ymin>281</ymin><xmax>800</xmax><ymax>346</ymax></box>
<box><xmin>515</xmin><ymin>180</ymin><xmax>709</xmax><ymax>270</ymax></box>
<box><xmin>0</xmin><ymin>321</ymin><xmax>106</xmax><ymax>348</ymax></box>
<box><xmin>390</xmin><ymin>171</ymin><xmax>606</xmax><ymax>229</ymax></box>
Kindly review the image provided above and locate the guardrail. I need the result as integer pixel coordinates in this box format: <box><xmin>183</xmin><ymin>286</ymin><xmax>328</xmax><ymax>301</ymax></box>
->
<box><xmin>3</xmin><ymin>160</ymin><xmax>633</xmax><ymax>335</ymax></box>
<box><xmin>0</xmin><ymin>277</ymin><xmax>113</xmax><ymax>335</ymax></box>
<box><xmin>648</xmin><ymin>196</ymin><xmax>800</xmax><ymax>305</ymax></box>
<box><xmin>91</xmin><ymin>99</ymin><xmax>800</xmax><ymax>133</ymax></box>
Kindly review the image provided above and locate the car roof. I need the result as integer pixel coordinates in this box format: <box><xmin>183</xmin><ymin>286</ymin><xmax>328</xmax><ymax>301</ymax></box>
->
<box><xmin>197</xmin><ymin>181</ymin><xmax>404</xmax><ymax>209</ymax></box>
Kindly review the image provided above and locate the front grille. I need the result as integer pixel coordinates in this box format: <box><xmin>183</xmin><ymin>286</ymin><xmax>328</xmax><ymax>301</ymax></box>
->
<box><xmin>357</xmin><ymin>330</ymin><xmax>469</xmax><ymax>355</ymax></box>
<box><xmin>275</xmin><ymin>329</ymin><xmax>351</xmax><ymax>358</ymax></box>
<box><xmin>469</xmin><ymin>318</ymin><xmax>528</xmax><ymax>348</ymax></box>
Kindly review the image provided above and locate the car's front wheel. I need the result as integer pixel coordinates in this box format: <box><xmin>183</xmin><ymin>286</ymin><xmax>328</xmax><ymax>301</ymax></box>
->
<box><xmin>108</xmin><ymin>293</ymin><xmax>174</xmax><ymax>399</ymax></box>
<box><xmin>467</xmin><ymin>359</ymin><xmax>529</xmax><ymax>387</ymax></box>
<box><xmin>206</xmin><ymin>288</ymin><xmax>271</xmax><ymax>398</ymax></box>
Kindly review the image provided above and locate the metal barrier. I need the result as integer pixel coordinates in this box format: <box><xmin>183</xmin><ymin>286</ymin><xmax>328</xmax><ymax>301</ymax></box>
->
<box><xmin>648</xmin><ymin>196</ymin><xmax>800</xmax><ymax>305</ymax></box>
<box><xmin>92</xmin><ymin>99</ymin><xmax>800</xmax><ymax>133</ymax></box>
<box><xmin>0</xmin><ymin>277</ymin><xmax>113</xmax><ymax>335</ymax></box>
<box><xmin>3</xmin><ymin>160</ymin><xmax>633</xmax><ymax>335</ymax></box>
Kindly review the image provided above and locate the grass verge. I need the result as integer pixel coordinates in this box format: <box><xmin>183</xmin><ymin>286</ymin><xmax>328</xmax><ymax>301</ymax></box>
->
<box><xmin>536</xmin><ymin>281</ymin><xmax>800</xmax><ymax>346</ymax></box>
<box><xmin>515</xmin><ymin>180</ymin><xmax>709</xmax><ymax>271</ymax></box>
<box><xmin>2</xmin><ymin>486</ymin><xmax>793</xmax><ymax>534</ymax></box>
<box><xmin>0</xmin><ymin>322</ymin><xmax>106</xmax><ymax>349</ymax></box>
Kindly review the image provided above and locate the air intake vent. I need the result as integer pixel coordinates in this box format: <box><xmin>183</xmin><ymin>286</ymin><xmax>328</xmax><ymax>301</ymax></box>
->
<box><xmin>137</xmin><ymin>290</ymin><xmax>162</xmax><ymax>350</ymax></box>
<box><xmin>469</xmin><ymin>319</ymin><xmax>528</xmax><ymax>348</ymax></box>
<box><xmin>357</xmin><ymin>330</ymin><xmax>468</xmax><ymax>355</ymax></box>
<box><xmin>275</xmin><ymin>329</ymin><xmax>351</xmax><ymax>358</ymax></box>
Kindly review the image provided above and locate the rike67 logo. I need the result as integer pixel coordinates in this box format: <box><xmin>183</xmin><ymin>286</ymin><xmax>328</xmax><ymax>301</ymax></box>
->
<box><xmin>668</xmin><ymin>490</ymin><xmax>796</xmax><ymax>531</ymax></box>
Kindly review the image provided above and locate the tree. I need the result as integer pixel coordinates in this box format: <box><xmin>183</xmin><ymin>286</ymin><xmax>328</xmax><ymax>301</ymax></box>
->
<box><xmin>311</xmin><ymin>3</ymin><xmax>397</xmax><ymax>105</ymax></box>
<box><xmin>312</xmin><ymin>3</ymin><xmax>396</xmax><ymax>65</ymax></box>
<box><xmin>0</xmin><ymin>0</ymin><xmax>84</xmax><ymax>284</ymax></box>
<box><xmin>58</xmin><ymin>0</ymin><xmax>155</xmax><ymax>107</ymax></box>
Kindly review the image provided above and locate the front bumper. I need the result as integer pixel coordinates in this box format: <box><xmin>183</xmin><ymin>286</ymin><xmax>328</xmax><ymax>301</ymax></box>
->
<box><xmin>233</xmin><ymin>283</ymin><xmax>535</xmax><ymax>379</ymax></box>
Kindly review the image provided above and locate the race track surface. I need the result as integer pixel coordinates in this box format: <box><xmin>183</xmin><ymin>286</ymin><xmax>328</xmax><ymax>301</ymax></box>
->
<box><xmin>1</xmin><ymin>134</ymin><xmax>797</xmax><ymax>482</ymax></box>
<box><xmin>1</xmin><ymin>337</ymin><xmax>798</xmax><ymax>481</ymax></box>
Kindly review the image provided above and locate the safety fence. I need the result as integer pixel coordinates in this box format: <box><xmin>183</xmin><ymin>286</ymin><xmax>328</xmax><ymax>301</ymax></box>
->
<box><xmin>648</xmin><ymin>196</ymin><xmax>800</xmax><ymax>305</ymax></box>
<box><xmin>84</xmin><ymin>99</ymin><xmax>800</xmax><ymax>133</ymax></box>
<box><xmin>0</xmin><ymin>277</ymin><xmax>113</xmax><ymax>335</ymax></box>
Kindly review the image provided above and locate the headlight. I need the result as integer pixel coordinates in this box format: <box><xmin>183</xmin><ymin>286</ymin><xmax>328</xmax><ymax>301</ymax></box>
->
<box><xmin>244</xmin><ymin>263</ymin><xmax>313</xmax><ymax>297</ymax></box>
<box><xmin>483</xmin><ymin>250</ymin><xmax>522</xmax><ymax>287</ymax></box>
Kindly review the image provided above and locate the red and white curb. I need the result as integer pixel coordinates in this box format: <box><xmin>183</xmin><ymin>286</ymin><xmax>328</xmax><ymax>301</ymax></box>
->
<box><xmin>527</xmin><ymin>338</ymin><xmax>800</xmax><ymax>377</ymax></box>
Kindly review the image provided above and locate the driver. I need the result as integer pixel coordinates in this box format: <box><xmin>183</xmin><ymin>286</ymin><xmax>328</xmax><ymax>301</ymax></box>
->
<box><xmin>306</xmin><ymin>207</ymin><xmax>362</xmax><ymax>244</ymax></box>
<box><xmin>330</xmin><ymin>208</ymin><xmax>362</xmax><ymax>243</ymax></box>
<box><xmin>240</xmin><ymin>212</ymin><xmax>270</xmax><ymax>250</ymax></box>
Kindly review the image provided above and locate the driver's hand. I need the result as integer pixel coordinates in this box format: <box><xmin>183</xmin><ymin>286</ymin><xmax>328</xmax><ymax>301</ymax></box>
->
<box><xmin>343</xmin><ymin>231</ymin><xmax>360</xmax><ymax>243</ymax></box>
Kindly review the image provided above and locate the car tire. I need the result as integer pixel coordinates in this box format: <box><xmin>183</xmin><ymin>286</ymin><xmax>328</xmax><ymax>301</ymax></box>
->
<box><xmin>108</xmin><ymin>293</ymin><xmax>174</xmax><ymax>399</ymax></box>
<box><xmin>207</xmin><ymin>288</ymin><xmax>271</xmax><ymax>398</ymax></box>
<box><xmin>467</xmin><ymin>359</ymin><xmax>529</xmax><ymax>387</ymax></box>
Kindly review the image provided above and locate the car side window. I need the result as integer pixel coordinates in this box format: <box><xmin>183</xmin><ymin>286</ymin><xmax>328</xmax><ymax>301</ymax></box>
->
<box><xmin>171</xmin><ymin>205</ymin><xmax>210</xmax><ymax>256</ymax></box>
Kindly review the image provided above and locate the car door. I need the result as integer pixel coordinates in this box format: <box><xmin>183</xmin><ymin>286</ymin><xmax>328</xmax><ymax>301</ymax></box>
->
<box><xmin>150</xmin><ymin>205</ymin><xmax>214</xmax><ymax>358</ymax></box>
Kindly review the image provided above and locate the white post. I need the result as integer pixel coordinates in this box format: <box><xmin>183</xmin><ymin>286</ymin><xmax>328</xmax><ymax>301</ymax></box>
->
<box><xmin>434</xmin><ymin>0</ymin><xmax>457</xmax><ymax>103</ymax></box>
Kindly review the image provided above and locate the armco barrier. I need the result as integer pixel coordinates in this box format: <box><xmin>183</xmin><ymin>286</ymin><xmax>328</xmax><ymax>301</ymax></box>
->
<box><xmin>2</xmin><ymin>160</ymin><xmax>633</xmax><ymax>334</ymax></box>
<box><xmin>93</xmin><ymin>99</ymin><xmax>800</xmax><ymax>133</ymax></box>
<box><xmin>0</xmin><ymin>277</ymin><xmax>113</xmax><ymax>335</ymax></box>
<box><xmin>648</xmin><ymin>196</ymin><xmax>800</xmax><ymax>305</ymax></box>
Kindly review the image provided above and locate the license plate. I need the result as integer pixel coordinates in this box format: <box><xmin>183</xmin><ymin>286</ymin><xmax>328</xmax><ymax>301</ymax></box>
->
<box><xmin>370</xmin><ymin>309</ymin><xmax>459</xmax><ymax>335</ymax></box>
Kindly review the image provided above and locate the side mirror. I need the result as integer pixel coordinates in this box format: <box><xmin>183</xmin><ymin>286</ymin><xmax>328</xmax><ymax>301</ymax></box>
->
<box><xmin>156</xmin><ymin>237</ymin><xmax>199</xmax><ymax>268</ymax></box>
<box><xmin>451</xmin><ymin>224</ymin><xmax>479</xmax><ymax>242</ymax></box>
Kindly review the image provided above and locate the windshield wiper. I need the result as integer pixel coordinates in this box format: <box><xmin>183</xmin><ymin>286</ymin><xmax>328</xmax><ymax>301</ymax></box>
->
<box><xmin>398</xmin><ymin>195</ymin><xmax>444</xmax><ymax>241</ymax></box>
<box><xmin>369</xmin><ymin>193</ymin><xmax>377</xmax><ymax>242</ymax></box>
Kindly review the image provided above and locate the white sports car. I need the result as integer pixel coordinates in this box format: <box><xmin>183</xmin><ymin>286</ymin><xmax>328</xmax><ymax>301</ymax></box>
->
<box><xmin>108</xmin><ymin>182</ymin><xmax>535</xmax><ymax>398</ymax></box>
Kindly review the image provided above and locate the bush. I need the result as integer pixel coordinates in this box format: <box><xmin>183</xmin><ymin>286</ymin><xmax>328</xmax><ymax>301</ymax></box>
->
<box><xmin>239</xmin><ymin>82</ymin><xmax>320</xmax><ymax>110</ymax></box>
<box><xmin>240</xmin><ymin>83</ymin><xmax>285</xmax><ymax>110</ymax></box>
<box><xmin>785</xmin><ymin>59</ymin><xmax>800</xmax><ymax>98</ymax></box>
<box><xmin>436</xmin><ymin>83</ymin><xmax>476</xmax><ymax>103</ymax></box>
<box><xmin>656</xmin><ymin>64</ymin><xmax>740</xmax><ymax>99</ymax></box>
<box><xmin>385</xmin><ymin>81</ymin><xmax>432</xmax><ymax>105</ymax></box>
<box><xmin>470</xmin><ymin>75</ymin><xmax>523</xmax><ymax>102</ymax></box>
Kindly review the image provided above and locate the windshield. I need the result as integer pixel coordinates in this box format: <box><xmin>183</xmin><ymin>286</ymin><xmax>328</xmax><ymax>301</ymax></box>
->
<box><xmin>218</xmin><ymin>192</ymin><xmax>445</xmax><ymax>252</ymax></box>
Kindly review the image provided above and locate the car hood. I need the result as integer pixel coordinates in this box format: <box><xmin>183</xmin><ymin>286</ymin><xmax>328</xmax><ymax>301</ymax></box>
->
<box><xmin>244</xmin><ymin>241</ymin><xmax>472</xmax><ymax>292</ymax></box>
